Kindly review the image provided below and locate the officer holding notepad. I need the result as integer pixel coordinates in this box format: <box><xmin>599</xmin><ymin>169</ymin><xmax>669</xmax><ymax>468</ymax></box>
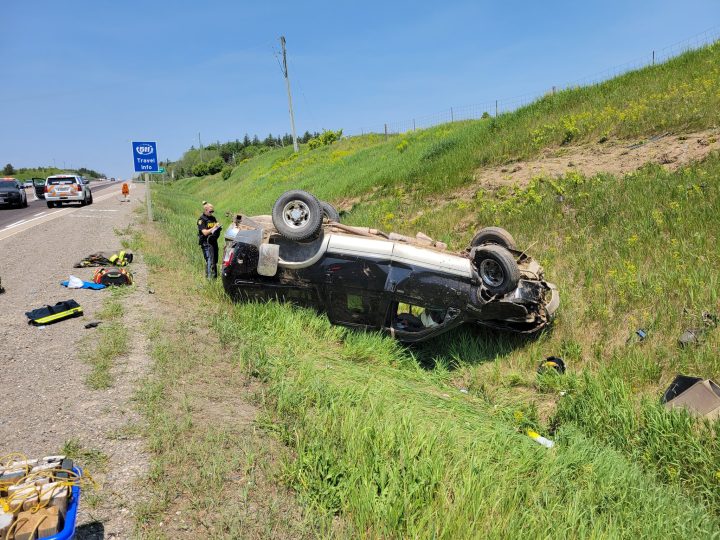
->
<box><xmin>197</xmin><ymin>202</ymin><xmax>222</xmax><ymax>279</ymax></box>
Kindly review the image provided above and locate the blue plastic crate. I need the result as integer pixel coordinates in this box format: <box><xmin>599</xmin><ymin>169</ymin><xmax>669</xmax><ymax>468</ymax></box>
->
<box><xmin>40</xmin><ymin>466</ymin><xmax>82</xmax><ymax>540</ymax></box>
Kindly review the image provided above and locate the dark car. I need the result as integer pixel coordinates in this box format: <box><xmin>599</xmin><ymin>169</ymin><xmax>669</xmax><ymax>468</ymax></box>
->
<box><xmin>0</xmin><ymin>178</ymin><xmax>28</xmax><ymax>208</ymax></box>
<box><xmin>220</xmin><ymin>190</ymin><xmax>559</xmax><ymax>343</ymax></box>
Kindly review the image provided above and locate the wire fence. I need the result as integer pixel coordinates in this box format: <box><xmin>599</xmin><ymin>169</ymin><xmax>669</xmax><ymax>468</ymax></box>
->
<box><xmin>351</xmin><ymin>25</ymin><xmax>720</xmax><ymax>137</ymax></box>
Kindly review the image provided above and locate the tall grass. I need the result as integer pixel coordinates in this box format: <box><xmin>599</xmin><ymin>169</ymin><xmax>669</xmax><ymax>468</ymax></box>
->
<box><xmin>148</xmin><ymin>43</ymin><xmax>720</xmax><ymax>535</ymax></box>
<box><xmin>151</xmin><ymin>172</ymin><xmax>720</xmax><ymax>535</ymax></box>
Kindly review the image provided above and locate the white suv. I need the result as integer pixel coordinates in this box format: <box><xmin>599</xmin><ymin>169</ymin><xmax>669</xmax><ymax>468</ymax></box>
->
<box><xmin>45</xmin><ymin>175</ymin><xmax>93</xmax><ymax>208</ymax></box>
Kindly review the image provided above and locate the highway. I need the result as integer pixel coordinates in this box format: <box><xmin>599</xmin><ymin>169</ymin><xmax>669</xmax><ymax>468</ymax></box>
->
<box><xmin>0</xmin><ymin>181</ymin><xmax>126</xmax><ymax>241</ymax></box>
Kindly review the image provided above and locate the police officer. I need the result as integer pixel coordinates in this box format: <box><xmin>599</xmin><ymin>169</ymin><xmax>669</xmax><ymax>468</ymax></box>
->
<box><xmin>197</xmin><ymin>202</ymin><xmax>222</xmax><ymax>279</ymax></box>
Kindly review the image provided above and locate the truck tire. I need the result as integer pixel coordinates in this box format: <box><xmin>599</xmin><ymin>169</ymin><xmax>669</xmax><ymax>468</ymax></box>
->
<box><xmin>473</xmin><ymin>244</ymin><xmax>520</xmax><ymax>296</ymax></box>
<box><xmin>272</xmin><ymin>190</ymin><xmax>323</xmax><ymax>241</ymax></box>
<box><xmin>470</xmin><ymin>226</ymin><xmax>516</xmax><ymax>250</ymax></box>
<box><xmin>320</xmin><ymin>201</ymin><xmax>341</xmax><ymax>223</ymax></box>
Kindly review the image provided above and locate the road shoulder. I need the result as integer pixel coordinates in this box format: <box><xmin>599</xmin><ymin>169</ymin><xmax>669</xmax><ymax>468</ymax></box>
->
<box><xmin>131</xmin><ymin>219</ymin><xmax>320</xmax><ymax>538</ymax></box>
<box><xmin>0</xmin><ymin>186</ymin><xmax>150</xmax><ymax>538</ymax></box>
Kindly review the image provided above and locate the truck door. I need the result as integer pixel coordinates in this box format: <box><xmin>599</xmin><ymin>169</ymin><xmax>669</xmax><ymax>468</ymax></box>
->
<box><xmin>324</xmin><ymin>254</ymin><xmax>390</xmax><ymax>330</ymax></box>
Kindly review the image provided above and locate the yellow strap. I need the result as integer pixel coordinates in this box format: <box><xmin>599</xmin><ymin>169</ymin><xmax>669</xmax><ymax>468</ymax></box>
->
<box><xmin>34</xmin><ymin>307</ymin><xmax>83</xmax><ymax>324</ymax></box>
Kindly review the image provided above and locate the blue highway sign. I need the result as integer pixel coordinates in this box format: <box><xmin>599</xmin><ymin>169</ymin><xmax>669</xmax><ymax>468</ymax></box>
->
<box><xmin>132</xmin><ymin>141</ymin><xmax>159</xmax><ymax>172</ymax></box>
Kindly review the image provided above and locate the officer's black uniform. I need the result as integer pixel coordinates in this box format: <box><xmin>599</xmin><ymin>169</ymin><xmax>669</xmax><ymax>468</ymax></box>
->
<box><xmin>197</xmin><ymin>213</ymin><xmax>221</xmax><ymax>279</ymax></box>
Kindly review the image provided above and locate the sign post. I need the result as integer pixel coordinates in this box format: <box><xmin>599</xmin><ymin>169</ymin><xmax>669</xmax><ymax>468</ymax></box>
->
<box><xmin>132</xmin><ymin>141</ymin><xmax>158</xmax><ymax>221</ymax></box>
<box><xmin>144</xmin><ymin>173</ymin><xmax>153</xmax><ymax>221</ymax></box>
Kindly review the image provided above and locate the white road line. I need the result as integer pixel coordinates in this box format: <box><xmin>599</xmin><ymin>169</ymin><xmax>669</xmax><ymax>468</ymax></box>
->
<box><xmin>33</xmin><ymin>212</ymin><xmax>46</xmax><ymax>217</ymax></box>
<box><xmin>3</xmin><ymin>210</ymin><xmax>63</xmax><ymax>230</ymax></box>
<box><xmin>4</xmin><ymin>219</ymin><xmax>29</xmax><ymax>230</ymax></box>
<box><xmin>0</xmin><ymin>190</ymin><xmax>131</xmax><ymax>242</ymax></box>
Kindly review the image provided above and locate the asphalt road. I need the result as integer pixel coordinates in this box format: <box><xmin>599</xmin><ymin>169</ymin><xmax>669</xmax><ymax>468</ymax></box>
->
<box><xmin>0</xmin><ymin>181</ymin><xmax>122</xmax><ymax>231</ymax></box>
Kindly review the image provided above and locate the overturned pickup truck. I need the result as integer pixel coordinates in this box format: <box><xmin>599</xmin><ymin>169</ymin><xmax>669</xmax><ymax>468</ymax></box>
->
<box><xmin>222</xmin><ymin>190</ymin><xmax>559</xmax><ymax>343</ymax></box>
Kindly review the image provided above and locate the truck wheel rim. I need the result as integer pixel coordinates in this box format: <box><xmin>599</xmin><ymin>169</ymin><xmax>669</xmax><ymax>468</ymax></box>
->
<box><xmin>283</xmin><ymin>200</ymin><xmax>310</xmax><ymax>229</ymax></box>
<box><xmin>480</xmin><ymin>259</ymin><xmax>504</xmax><ymax>287</ymax></box>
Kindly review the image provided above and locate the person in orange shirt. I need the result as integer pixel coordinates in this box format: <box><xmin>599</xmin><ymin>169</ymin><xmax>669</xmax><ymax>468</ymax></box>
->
<box><xmin>121</xmin><ymin>182</ymin><xmax>130</xmax><ymax>202</ymax></box>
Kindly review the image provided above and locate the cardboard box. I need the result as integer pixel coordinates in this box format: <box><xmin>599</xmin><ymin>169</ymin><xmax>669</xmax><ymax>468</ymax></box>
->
<box><xmin>663</xmin><ymin>375</ymin><xmax>720</xmax><ymax>420</ymax></box>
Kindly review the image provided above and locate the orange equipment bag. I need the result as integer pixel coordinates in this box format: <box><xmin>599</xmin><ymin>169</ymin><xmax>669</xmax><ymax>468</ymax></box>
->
<box><xmin>92</xmin><ymin>267</ymin><xmax>133</xmax><ymax>286</ymax></box>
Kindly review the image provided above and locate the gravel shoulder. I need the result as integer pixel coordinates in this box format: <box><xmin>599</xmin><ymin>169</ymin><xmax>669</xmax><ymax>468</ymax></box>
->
<box><xmin>0</xmin><ymin>184</ymin><xmax>152</xmax><ymax>539</ymax></box>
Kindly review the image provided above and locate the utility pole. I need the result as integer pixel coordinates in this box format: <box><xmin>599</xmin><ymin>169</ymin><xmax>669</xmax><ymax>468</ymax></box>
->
<box><xmin>280</xmin><ymin>36</ymin><xmax>299</xmax><ymax>152</ymax></box>
<box><xmin>198</xmin><ymin>132</ymin><xmax>204</xmax><ymax>162</ymax></box>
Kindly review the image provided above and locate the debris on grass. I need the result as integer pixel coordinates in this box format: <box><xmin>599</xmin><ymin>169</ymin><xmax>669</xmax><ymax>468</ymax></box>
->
<box><xmin>527</xmin><ymin>429</ymin><xmax>555</xmax><ymax>448</ymax></box>
<box><xmin>537</xmin><ymin>356</ymin><xmax>566</xmax><ymax>374</ymax></box>
<box><xmin>662</xmin><ymin>375</ymin><xmax>720</xmax><ymax>420</ymax></box>
<box><xmin>678</xmin><ymin>311</ymin><xmax>717</xmax><ymax>348</ymax></box>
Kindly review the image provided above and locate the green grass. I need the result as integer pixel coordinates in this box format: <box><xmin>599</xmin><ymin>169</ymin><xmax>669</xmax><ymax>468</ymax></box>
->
<box><xmin>133</xmin><ymin>231</ymin><xmax>323</xmax><ymax>538</ymax></box>
<box><xmin>211</xmin><ymin>302</ymin><xmax>719</xmax><ymax>538</ymax></box>
<box><xmin>137</xmin><ymin>235</ymin><xmax>720</xmax><ymax>536</ymax></box>
<box><xmin>174</xmin><ymin>41</ymin><xmax>720</xmax><ymax>224</ymax></box>
<box><xmin>81</xmin><ymin>287</ymin><xmax>131</xmax><ymax>389</ymax></box>
<box><xmin>61</xmin><ymin>438</ymin><xmax>109</xmax><ymax>510</ymax></box>
<box><xmin>147</xmin><ymin>42</ymin><xmax>720</xmax><ymax>536</ymax></box>
<box><xmin>61</xmin><ymin>438</ymin><xmax>109</xmax><ymax>473</ymax></box>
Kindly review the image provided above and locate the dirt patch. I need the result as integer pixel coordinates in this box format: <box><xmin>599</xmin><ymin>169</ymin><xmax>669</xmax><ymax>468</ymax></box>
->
<box><xmin>335</xmin><ymin>185</ymin><xmax>381</xmax><ymax>212</ymax></box>
<box><xmin>449</xmin><ymin>129</ymin><xmax>720</xmax><ymax>201</ymax></box>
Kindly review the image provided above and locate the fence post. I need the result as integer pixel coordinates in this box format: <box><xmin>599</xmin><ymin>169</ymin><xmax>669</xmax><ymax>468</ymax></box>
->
<box><xmin>495</xmin><ymin>100</ymin><xmax>498</xmax><ymax>117</ymax></box>
<box><xmin>384</xmin><ymin>123</ymin><xmax>388</xmax><ymax>140</ymax></box>
<box><xmin>652</xmin><ymin>50</ymin><xmax>655</xmax><ymax>65</ymax></box>
<box><xmin>450</xmin><ymin>107</ymin><xmax>454</xmax><ymax>122</ymax></box>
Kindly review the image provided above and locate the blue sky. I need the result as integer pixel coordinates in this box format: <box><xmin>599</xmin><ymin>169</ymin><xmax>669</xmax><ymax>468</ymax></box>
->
<box><xmin>2</xmin><ymin>1</ymin><xmax>720</xmax><ymax>178</ymax></box>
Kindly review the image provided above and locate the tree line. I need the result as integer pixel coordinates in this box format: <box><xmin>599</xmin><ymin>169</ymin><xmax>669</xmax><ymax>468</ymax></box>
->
<box><xmin>172</xmin><ymin>131</ymin><xmax>321</xmax><ymax>179</ymax></box>
<box><xmin>3</xmin><ymin>163</ymin><xmax>105</xmax><ymax>179</ymax></box>
<box><xmin>203</xmin><ymin>131</ymin><xmax>321</xmax><ymax>161</ymax></box>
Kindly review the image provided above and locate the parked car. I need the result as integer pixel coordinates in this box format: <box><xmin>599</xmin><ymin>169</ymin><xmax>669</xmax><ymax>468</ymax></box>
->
<box><xmin>0</xmin><ymin>178</ymin><xmax>28</xmax><ymax>208</ymax></box>
<box><xmin>221</xmin><ymin>190</ymin><xmax>559</xmax><ymax>343</ymax></box>
<box><xmin>44</xmin><ymin>175</ymin><xmax>93</xmax><ymax>208</ymax></box>
<box><xmin>22</xmin><ymin>180</ymin><xmax>33</xmax><ymax>188</ymax></box>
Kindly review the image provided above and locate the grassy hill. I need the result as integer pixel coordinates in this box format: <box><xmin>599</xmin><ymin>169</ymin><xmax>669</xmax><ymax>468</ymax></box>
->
<box><xmin>146</xmin><ymin>42</ymin><xmax>720</xmax><ymax>536</ymax></box>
